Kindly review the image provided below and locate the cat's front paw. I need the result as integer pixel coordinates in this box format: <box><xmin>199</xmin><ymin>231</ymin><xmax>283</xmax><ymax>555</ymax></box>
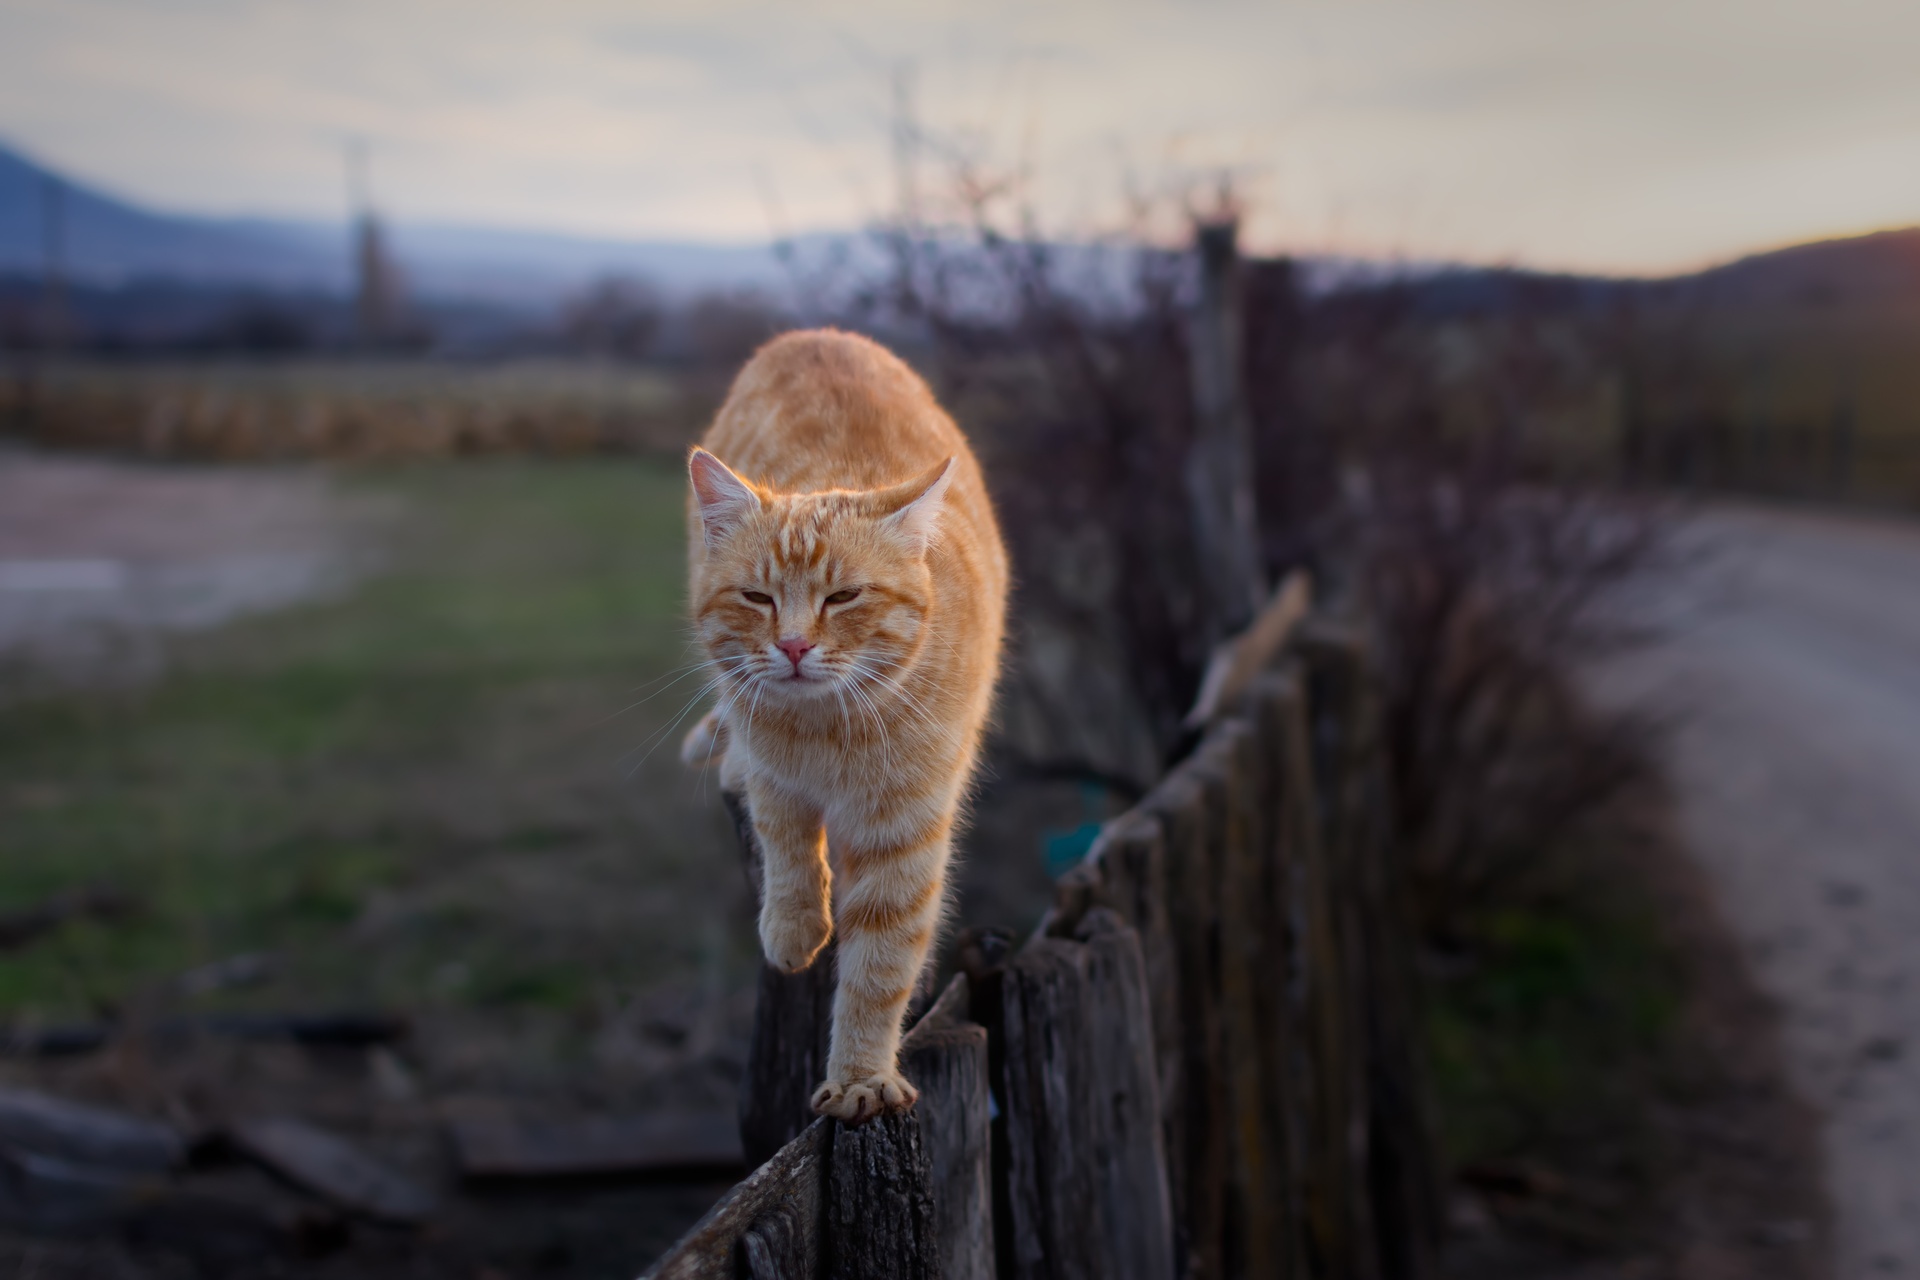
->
<box><xmin>759</xmin><ymin>909</ymin><xmax>831</xmax><ymax>974</ymax></box>
<box><xmin>811</xmin><ymin>1071</ymin><xmax>919</xmax><ymax>1125</ymax></box>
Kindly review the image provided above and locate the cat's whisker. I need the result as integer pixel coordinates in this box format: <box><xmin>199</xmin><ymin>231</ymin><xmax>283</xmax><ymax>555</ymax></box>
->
<box><xmin>698</xmin><ymin>671</ymin><xmax>760</xmax><ymax>795</ymax></box>
<box><xmin>616</xmin><ymin>666</ymin><xmax>746</xmax><ymax>771</ymax></box>
<box><xmin>847</xmin><ymin>676</ymin><xmax>896</xmax><ymax>776</ymax></box>
<box><xmin>844</xmin><ymin>660</ymin><xmax>943</xmax><ymax>740</ymax></box>
<box><xmin>593</xmin><ymin>656</ymin><xmax>752</xmax><ymax>728</ymax></box>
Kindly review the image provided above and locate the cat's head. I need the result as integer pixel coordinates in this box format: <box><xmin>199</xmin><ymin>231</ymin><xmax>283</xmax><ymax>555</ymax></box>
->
<box><xmin>688</xmin><ymin>447</ymin><xmax>953</xmax><ymax>703</ymax></box>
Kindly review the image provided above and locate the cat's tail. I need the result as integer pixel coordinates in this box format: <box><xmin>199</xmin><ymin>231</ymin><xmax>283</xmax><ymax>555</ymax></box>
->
<box><xmin>680</xmin><ymin>709</ymin><xmax>728</xmax><ymax>769</ymax></box>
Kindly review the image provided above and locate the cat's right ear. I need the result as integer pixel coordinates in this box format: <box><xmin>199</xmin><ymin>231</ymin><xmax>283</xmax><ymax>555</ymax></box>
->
<box><xmin>689</xmin><ymin>449</ymin><xmax>762</xmax><ymax>547</ymax></box>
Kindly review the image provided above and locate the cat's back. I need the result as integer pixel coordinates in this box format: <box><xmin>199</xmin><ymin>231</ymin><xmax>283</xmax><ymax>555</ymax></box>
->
<box><xmin>701</xmin><ymin>329</ymin><xmax>971</xmax><ymax>495</ymax></box>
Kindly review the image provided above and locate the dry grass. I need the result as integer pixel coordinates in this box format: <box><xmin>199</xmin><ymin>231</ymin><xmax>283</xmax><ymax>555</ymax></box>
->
<box><xmin>1</xmin><ymin>359</ymin><xmax>713</xmax><ymax>461</ymax></box>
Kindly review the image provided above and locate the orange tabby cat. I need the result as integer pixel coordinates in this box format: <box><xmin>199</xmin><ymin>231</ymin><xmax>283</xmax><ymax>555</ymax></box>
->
<box><xmin>680</xmin><ymin>329</ymin><xmax>1008</xmax><ymax>1122</ymax></box>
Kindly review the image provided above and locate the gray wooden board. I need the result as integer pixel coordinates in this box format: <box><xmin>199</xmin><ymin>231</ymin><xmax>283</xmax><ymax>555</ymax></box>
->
<box><xmin>0</xmin><ymin>1086</ymin><xmax>185</xmax><ymax>1173</ymax></box>
<box><xmin>228</xmin><ymin>1116</ymin><xmax>436</xmax><ymax>1224</ymax></box>
<box><xmin>0</xmin><ymin>1146</ymin><xmax>142</xmax><ymax>1233</ymax></box>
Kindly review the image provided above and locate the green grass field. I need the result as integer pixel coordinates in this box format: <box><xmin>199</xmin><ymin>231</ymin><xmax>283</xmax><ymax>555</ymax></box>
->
<box><xmin>0</xmin><ymin>458</ymin><xmax>752</xmax><ymax>1026</ymax></box>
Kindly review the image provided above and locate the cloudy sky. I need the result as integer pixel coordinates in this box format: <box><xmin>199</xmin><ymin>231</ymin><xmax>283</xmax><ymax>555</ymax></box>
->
<box><xmin>2</xmin><ymin>0</ymin><xmax>1915</xmax><ymax>273</ymax></box>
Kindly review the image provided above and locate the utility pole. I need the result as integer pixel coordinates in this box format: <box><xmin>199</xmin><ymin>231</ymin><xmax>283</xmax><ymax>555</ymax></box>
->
<box><xmin>1185</xmin><ymin>211</ymin><xmax>1265</xmax><ymax>645</ymax></box>
<box><xmin>41</xmin><ymin>174</ymin><xmax>68</xmax><ymax>356</ymax></box>
<box><xmin>346</xmin><ymin>139</ymin><xmax>400</xmax><ymax>350</ymax></box>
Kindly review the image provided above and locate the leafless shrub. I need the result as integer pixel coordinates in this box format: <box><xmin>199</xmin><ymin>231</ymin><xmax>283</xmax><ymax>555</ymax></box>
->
<box><xmin>796</xmin><ymin>153</ymin><xmax>1222</xmax><ymax>784</ymax></box>
<box><xmin>795</xmin><ymin>128</ymin><xmax>1679</xmax><ymax>927</ymax></box>
<box><xmin>1295</xmin><ymin>278</ymin><xmax>1685</xmax><ymax>931</ymax></box>
<box><xmin>561</xmin><ymin>275</ymin><xmax>665</xmax><ymax>360</ymax></box>
<box><xmin>676</xmin><ymin>288</ymin><xmax>791</xmax><ymax>372</ymax></box>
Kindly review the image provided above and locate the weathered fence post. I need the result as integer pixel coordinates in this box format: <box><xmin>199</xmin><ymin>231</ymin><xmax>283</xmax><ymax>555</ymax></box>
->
<box><xmin>827</xmin><ymin>1111</ymin><xmax>939</xmax><ymax>1280</ymax></box>
<box><xmin>1073</xmin><ymin>909</ymin><xmax>1176</xmax><ymax>1280</ymax></box>
<box><xmin>645</xmin><ymin>608</ymin><xmax>1441</xmax><ymax>1280</ymax></box>
<box><xmin>1139</xmin><ymin>766</ymin><xmax>1229</xmax><ymax>1277</ymax></box>
<box><xmin>1260</xmin><ymin>661</ymin><xmax>1371</xmax><ymax>1280</ymax></box>
<box><xmin>993</xmin><ymin>918</ymin><xmax>1174</xmax><ymax>1280</ymax></box>
<box><xmin>1241</xmin><ymin>671</ymin><xmax>1313</xmax><ymax>1279</ymax></box>
<box><xmin>1297</xmin><ymin>622</ymin><xmax>1443</xmax><ymax>1280</ymax></box>
<box><xmin>1190</xmin><ymin>720</ymin><xmax>1287</xmax><ymax>1279</ymax></box>
<box><xmin>996</xmin><ymin>937</ymin><xmax>1098</xmax><ymax>1280</ymax></box>
<box><xmin>1071</xmin><ymin>813</ymin><xmax>1183</xmax><ymax>1176</ymax></box>
<box><xmin>902</xmin><ymin>976</ymin><xmax>995</xmax><ymax>1280</ymax></box>
<box><xmin>1187</xmin><ymin>215</ymin><xmax>1265</xmax><ymax>645</ymax></box>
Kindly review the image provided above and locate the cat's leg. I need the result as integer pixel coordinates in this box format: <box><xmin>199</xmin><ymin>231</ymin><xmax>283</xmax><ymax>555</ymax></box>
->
<box><xmin>744</xmin><ymin>778</ymin><xmax>833</xmax><ymax>975</ymax></box>
<box><xmin>811</xmin><ymin>820</ymin><xmax>947</xmax><ymax>1122</ymax></box>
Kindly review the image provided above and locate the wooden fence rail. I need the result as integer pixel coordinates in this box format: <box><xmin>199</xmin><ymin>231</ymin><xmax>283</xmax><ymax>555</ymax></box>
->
<box><xmin>641</xmin><ymin>614</ymin><xmax>1440</xmax><ymax>1280</ymax></box>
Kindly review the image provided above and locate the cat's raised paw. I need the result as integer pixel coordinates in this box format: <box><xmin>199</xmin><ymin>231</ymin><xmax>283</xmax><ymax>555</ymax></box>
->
<box><xmin>759</xmin><ymin>910</ymin><xmax>831</xmax><ymax>975</ymax></box>
<box><xmin>810</xmin><ymin>1072</ymin><xmax>919</xmax><ymax>1124</ymax></box>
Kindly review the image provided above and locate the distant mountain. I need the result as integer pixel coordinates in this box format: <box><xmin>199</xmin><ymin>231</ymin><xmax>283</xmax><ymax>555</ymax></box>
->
<box><xmin>7</xmin><ymin>135</ymin><xmax>1916</xmax><ymax>320</ymax></box>
<box><xmin>1333</xmin><ymin>225</ymin><xmax>1920</xmax><ymax>322</ymax></box>
<box><xmin>1688</xmin><ymin>227</ymin><xmax>1920</xmax><ymax>308</ymax></box>
<box><xmin>0</xmin><ymin>140</ymin><xmax>791</xmax><ymax>306</ymax></box>
<box><xmin>0</xmin><ymin>143</ymin><xmax>341</xmax><ymax>290</ymax></box>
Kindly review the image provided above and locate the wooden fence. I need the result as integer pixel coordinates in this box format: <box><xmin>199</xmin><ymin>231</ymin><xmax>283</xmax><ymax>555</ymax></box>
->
<box><xmin>639</xmin><ymin>612</ymin><xmax>1442</xmax><ymax>1280</ymax></box>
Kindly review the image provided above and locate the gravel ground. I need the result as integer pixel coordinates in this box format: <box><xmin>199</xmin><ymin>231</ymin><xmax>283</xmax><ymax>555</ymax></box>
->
<box><xmin>1600</xmin><ymin>501</ymin><xmax>1920</xmax><ymax>1280</ymax></box>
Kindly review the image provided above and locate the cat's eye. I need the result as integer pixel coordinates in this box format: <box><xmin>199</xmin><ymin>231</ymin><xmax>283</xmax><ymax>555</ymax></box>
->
<box><xmin>824</xmin><ymin>589</ymin><xmax>861</xmax><ymax>606</ymax></box>
<box><xmin>743</xmin><ymin>590</ymin><xmax>774</xmax><ymax>605</ymax></box>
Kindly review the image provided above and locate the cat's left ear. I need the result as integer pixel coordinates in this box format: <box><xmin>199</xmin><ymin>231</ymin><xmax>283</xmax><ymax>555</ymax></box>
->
<box><xmin>875</xmin><ymin>457</ymin><xmax>955</xmax><ymax>555</ymax></box>
<box><xmin>689</xmin><ymin>448</ymin><xmax>763</xmax><ymax>547</ymax></box>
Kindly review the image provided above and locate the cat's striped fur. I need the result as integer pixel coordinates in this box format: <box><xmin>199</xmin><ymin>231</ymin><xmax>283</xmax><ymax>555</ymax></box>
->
<box><xmin>682</xmin><ymin>329</ymin><xmax>1008</xmax><ymax>1122</ymax></box>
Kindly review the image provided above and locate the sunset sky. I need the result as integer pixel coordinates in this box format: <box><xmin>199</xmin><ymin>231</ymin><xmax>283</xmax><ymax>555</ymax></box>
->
<box><xmin>1</xmin><ymin>0</ymin><xmax>1915</xmax><ymax>274</ymax></box>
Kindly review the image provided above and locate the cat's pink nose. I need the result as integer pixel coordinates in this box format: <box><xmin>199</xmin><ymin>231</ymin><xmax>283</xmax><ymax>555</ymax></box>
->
<box><xmin>775</xmin><ymin>636</ymin><xmax>814</xmax><ymax>670</ymax></box>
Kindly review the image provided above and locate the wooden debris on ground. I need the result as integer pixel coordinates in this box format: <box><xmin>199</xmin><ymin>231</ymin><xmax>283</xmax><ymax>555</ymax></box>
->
<box><xmin>0</xmin><ymin>1010</ymin><xmax>407</xmax><ymax>1058</ymax></box>
<box><xmin>228</xmin><ymin>1116</ymin><xmax>437</xmax><ymax>1225</ymax></box>
<box><xmin>0</xmin><ymin>1086</ymin><xmax>186</xmax><ymax>1172</ymax></box>
<box><xmin>0</xmin><ymin>1145</ymin><xmax>145</xmax><ymax>1232</ymax></box>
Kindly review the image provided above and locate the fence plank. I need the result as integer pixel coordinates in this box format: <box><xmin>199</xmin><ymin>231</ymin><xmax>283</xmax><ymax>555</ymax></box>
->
<box><xmin>902</xmin><ymin>976</ymin><xmax>994</xmax><ymax>1280</ymax></box>
<box><xmin>639</xmin><ymin>1118</ymin><xmax>830</xmax><ymax>1280</ymax></box>
<box><xmin>1195</xmin><ymin>718</ymin><xmax>1296</xmax><ymax>1280</ymax></box>
<box><xmin>1074</xmin><ymin>908</ymin><xmax>1177</xmax><ymax>1280</ymax></box>
<box><xmin>1296</xmin><ymin>623</ymin><xmax>1442</xmax><ymax>1280</ymax></box>
<box><xmin>1241</xmin><ymin>672</ymin><xmax>1312</xmax><ymax>1278</ymax></box>
<box><xmin>1140</xmin><ymin>765</ymin><xmax>1228</xmax><ymax>1280</ymax></box>
<box><xmin>1083</xmin><ymin>813</ymin><xmax>1183</xmax><ymax>1164</ymax></box>
<box><xmin>998</xmin><ymin>937</ymin><xmax>1098</xmax><ymax>1280</ymax></box>
<box><xmin>827</xmin><ymin>1111</ymin><xmax>939</xmax><ymax>1280</ymax></box>
<box><xmin>1271</xmin><ymin>655</ymin><xmax>1375</xmax><ymax>1280</ymax></box>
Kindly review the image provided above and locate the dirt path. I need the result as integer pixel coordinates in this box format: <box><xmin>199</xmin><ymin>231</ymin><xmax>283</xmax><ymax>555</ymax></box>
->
<box><xmin>1603</xmin><ymin>501</ymin><xmax>1920</xmax><ymax>1280</ymax></box>
<box><xmin>0</xmin><ymin>447</ymin><xmax>386</xmax><ymax>687</ymax></box>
